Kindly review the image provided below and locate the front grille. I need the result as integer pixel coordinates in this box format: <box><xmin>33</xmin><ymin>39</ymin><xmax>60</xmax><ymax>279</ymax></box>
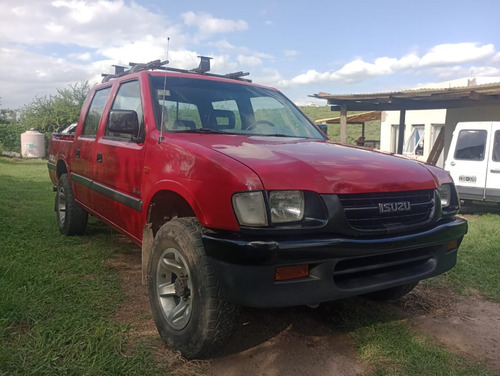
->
<box><xmin>333</xmin><ymin>247</ymin><xmax>434</xmax><ymax>289</ymax></box>
<box><xmin>338</xmin><ymin>190</ymin><xmax>435</xmax><ymax>232</ymax></box>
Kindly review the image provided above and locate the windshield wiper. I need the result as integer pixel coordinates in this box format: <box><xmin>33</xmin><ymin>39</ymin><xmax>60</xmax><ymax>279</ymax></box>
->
<box><xmin>252</xmin><ymin>133</ymin><xmax>300</xmax><ymax>138</ymax></box>
<box><xmin>175</xmin><ymin>128</ymin><xmax>228</xmax><ymax>134</ymax></box>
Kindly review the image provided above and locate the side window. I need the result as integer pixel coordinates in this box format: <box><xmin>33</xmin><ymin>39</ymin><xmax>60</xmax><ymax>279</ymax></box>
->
<box><xmin>454</xmin><ymin>130</ymin><xmax>487</xmax><ymax>161</ymax></box>
<box><xmin>493</xmin><ymin>131</ymin><xmax>500</xmax><ymax>162</ymax></box>
<box><xmin>106</xmin><ymin>81</ymin><xmax>144</xmax><ymax>140</ymax></box>
<box><xmin>211</xmin><ymin>100</ymin><xmax>241</xmax><ymax>131</ymax></box>
<box><xmin>251</xmin><ymin>96</ymin><xmax>295</xmax><ymax>128</ymax></box>
<box><xmin>82</xmin><ymin>87</ymin><xmax>111</xmax><ymax>137</ymax></box>
<box><xmin>164</xmin><ymin>101</ymin><xmax>202</xmax><ymax>130</ymax></box>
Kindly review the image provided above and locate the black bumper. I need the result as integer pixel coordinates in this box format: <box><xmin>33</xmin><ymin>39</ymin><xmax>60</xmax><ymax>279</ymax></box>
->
<box><xmin>202</xmin><ymin>217</ymin><xmax>468</xmax><ymax>308</ymax></box>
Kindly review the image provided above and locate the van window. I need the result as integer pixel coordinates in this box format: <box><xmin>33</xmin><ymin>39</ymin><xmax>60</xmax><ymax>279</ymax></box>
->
<box><xmin>454</xmin><ymin>130</ymin><xmax>487</xmax><ymax>161</ymax></box>
<box><xmin>493</xmin><ymin>131</ymin><xmax>500</xmax><ymax>162</ymax></box>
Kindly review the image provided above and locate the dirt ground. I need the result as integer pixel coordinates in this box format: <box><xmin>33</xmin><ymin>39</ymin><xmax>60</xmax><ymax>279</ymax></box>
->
<box><xmin>107</xmin><ymin>246</ymin><xmax>500</xmax><ymax>376</ymax></box>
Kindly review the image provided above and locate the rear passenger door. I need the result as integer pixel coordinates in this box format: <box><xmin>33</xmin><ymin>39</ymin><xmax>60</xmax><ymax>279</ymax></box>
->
<box><xmin>485</xmin><ymin>123</ymin><xmax>500</xmax><ymax>202</ymax></box>
<box><xmin>71</xmin><ymin>86</ymin><xmax>112</xmax><ymax>209</ymax></box>
<box><xmin>93</xmin><ymin>80</ymin><xmax>146</xmax><ymax>240</ymax></box>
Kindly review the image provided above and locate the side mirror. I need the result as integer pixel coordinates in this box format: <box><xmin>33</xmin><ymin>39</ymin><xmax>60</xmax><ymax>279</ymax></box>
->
<box><xmin>318</xmin><ymin>123</ymin><xmax>328</xmax><ymax>134</ymax></box>
<box><xmin>108</xmin><ymin>110</ymin><xmax>139</xmax><ymax>135</ymax></box>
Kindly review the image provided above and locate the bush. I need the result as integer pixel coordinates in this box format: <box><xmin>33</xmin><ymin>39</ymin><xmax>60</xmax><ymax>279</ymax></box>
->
<box><xmin>0</xmin><ymin>123</ymin><xmax>29</xmax><ymax>153</ymax></box>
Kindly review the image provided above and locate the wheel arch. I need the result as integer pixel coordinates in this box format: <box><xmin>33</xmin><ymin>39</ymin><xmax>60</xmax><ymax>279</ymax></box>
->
<box><xmin>146</xmin><ymin>189</ymin><xmax>198</xmax><ymax>237</ymax></box>
<box><xmin>56</xmin><ymin>159</ymin><xmax>68</xmax><ymax>179</ymax></box>
<box><xmin>141</xmin><ymin>187</ymin><xmax>200</xmax><ymax>285</ymax></box>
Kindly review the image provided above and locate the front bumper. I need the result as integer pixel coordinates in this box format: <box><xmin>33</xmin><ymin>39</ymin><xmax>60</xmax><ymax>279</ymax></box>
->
<box><xmin>202</xmin><ymin>217</ymin><xmax>467</xmax><ymax>307</ymax></box>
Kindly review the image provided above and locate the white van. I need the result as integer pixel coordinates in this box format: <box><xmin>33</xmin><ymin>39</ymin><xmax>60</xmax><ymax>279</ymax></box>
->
<box><xmin>445</xmin><ymin>121</ymin><xmax>500</xmax><ymax>203</ymax></box>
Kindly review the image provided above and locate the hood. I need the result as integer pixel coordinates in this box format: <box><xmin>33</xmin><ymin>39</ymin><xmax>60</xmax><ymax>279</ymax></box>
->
<box><xmin>186</xmin><ymin>135</ymin><xmax>443</xmax><ymax>194</ymax></box>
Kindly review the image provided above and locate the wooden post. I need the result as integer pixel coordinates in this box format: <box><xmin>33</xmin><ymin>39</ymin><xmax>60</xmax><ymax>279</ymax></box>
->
<box><xmin>340</xmin><ymin>105</ymin><xmax>347</xmax><ymax>144</ymax></box>
<box><xmin>397</xmin><ymin>110</ymin><xmax>406</xmax><ymax>154</ymax></box>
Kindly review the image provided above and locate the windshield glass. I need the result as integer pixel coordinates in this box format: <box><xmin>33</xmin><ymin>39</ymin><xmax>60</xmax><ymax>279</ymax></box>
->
<box><xmin>150</xmin><ymin>75</ymin><xmax>324</xmax><ymax>139</ymax></box>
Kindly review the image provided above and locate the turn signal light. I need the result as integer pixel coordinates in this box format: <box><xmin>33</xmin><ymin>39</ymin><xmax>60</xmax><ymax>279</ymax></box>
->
<box><xmin>275</xmin><ymin>264</ymin><xmax>309</xmax><ymax>281</ymax></box>
<box><xmin>447</xmin><ymin>239</ymin><xmax>458</xmax><ymax>250</ymax></box>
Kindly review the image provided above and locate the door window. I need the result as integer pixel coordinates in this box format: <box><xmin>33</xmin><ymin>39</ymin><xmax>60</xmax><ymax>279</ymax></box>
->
<box><xmin>493</xmin><ymin>131</ymin><xmax>500</xmax><ymax>162</ymax></box>
<box><xmin>454</xmin><ymin>130</ymin><xmax>487</xmax><ymax>161</ymax></box>
<box><xmin>105</xmin><ymin>81</ymin><xmax>144</xmax><ymax>140</ymax></box>
<box><xmin>82</xmin><ymin>87</ymin><xmax>111</xmax><ymax>137</ymax></box>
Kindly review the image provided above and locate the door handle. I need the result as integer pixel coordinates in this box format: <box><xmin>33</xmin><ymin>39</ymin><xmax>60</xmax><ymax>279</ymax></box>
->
<box><xmin>75</xmin><ymin>149</ymin><xmax>80</xmax><ymax>158</ymax></box>
<box><xmin>450</xmin><ymin>161</ymin><xmax>456</xmax><ymax>166</ymax></box>
<box><xmin>96</xmin><ymin>153</ymin><xmax>103</xmax><ymax>163</ymax></box>
<box><xmin>490</xmin><ymin>169</ymin><xmax>500</xmax><ymax>173</ymax></box>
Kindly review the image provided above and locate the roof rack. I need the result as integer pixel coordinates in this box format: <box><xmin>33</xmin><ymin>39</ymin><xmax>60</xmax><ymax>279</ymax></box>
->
<box><xmin>101</xmin><ymin>56</ymin><xmax>251</xmax><ymax>83</ymax></box>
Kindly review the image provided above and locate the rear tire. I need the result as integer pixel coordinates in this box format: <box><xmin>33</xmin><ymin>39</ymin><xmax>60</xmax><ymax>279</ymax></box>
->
<box><xmin>147</xmin><ymin>218</ymin><xmax>239</xmax><ymax>359</ymax></box>
<box><xmin>364</xmin><ymin>281</ymin><xmax>419</xmax><ymax>301</ymax></box>
<box><xmin>56</xmin><ymin>173</ymin><xmax>88</xmax><ymax>236</ymax></box>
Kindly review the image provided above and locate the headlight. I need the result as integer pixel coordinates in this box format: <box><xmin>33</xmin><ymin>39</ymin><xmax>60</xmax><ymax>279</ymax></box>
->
<box><xmin>269</xmin><ymin>191</ymin><xmax>304</xmax><ymax>223</ymax></box>
<box><xmin>232</xmin><ymin>191</ymin><xmax>267</xmax><ymax>226</ymax></box>
<box><xmin>232</xmin><ymin>190</ymin><xmax>306</xmax><ymax>227</ymax></box>
<box><xmin>437</xmin><ymin>184</ymin><xmax>451</xmax><ymax>208</ymax></box>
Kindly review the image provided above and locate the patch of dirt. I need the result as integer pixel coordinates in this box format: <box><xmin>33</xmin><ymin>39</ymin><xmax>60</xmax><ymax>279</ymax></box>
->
<box><xmin>395</xmin><ymin>285</ymin><xmax>500</xmax><ymax>371</ymax></box>
<box><xmin>107</xmin><ymin>245</ymin><xmax>500</xmax><ymax>375</ymax></box>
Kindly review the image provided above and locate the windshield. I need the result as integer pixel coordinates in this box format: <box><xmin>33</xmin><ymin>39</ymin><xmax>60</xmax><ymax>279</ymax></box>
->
<box><xmin>150</xmin><ymin>75</ymin><xmax>324</xmax><ymax>139</ymax></box>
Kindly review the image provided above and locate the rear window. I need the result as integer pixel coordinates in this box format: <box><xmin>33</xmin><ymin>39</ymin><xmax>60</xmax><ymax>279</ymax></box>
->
<box><xmin>454</xmin><ymin>130</ymin><xmax>487</xmax><ymax>161</ymax></box>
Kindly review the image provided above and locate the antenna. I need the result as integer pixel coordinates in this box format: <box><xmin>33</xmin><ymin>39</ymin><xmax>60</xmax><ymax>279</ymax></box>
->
<box><xmin>159</xmin><ymin>37</ymin><xmax>170</xmax><ymax>144</ymax></box>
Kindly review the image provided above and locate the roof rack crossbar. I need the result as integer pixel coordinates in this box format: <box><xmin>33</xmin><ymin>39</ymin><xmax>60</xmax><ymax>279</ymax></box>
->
<box><xmin>101</xmin><ymin>56</ymin><xmax>251</xmax><ymax>83</ymax></box>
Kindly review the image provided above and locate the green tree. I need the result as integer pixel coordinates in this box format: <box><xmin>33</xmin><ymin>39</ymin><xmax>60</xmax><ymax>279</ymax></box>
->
<box><xmin>21</xmin><ymin>81</ymin><xmax>91</xmax><ymax>133</ymax></box>
<box><xmin>0</xmin><ymin>108</ymin><xmax>27</xmax><ymax>153</ymax></box>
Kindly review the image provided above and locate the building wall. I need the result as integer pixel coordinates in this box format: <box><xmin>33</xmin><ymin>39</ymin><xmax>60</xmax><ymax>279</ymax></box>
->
<box><xmin>380</xmin><ymin>109</ymin><xmax>446</xmax><ymax>165</ymax></box>
<box><xmin>380</xmin><ymin>77</ymin><xmax>500</xmax><ymax>168</ymax></box>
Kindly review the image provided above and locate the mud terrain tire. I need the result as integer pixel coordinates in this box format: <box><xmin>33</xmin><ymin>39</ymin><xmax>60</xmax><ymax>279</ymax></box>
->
<box><xmin>147</xmin><ymin>217</ymin><xmax>239</xmax><ymax>359</ymax></box>
<box><xmin>56</xmin><ymin>173</ymin><xmax>88</xmax><ymax>236</ymax></box>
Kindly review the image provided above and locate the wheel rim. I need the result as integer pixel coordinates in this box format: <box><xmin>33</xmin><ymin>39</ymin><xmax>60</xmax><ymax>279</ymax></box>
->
<box><xmin>156</xmin><ymin>248</ymin><xmax>193</xmax><ymax>330</ymax></box>
<box><xmin>57</xmin><ymin>186</ymin><xmax>66</xmax><ymax>225</ymax></box>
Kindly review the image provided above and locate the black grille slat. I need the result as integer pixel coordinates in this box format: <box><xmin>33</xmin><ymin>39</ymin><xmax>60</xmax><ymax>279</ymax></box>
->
<box><xmin>333</xmin><ymin>248</ymin><xmax>435</xmax><ymax>288</ymax></box>
<box><xmin>338</xmin><ymin>190</ymin><xmax>435</xmax><ymax>232</ymax></box>
<box><xmin>334</xmin><ymin>253</ymin><xmax>432</xmax><ymax>276</ymax></box>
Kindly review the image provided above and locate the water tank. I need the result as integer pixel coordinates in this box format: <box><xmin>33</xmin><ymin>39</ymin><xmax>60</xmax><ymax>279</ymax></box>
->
<box><xmin>21</xmin><ymin>129</ymin><xmax>46</xmax><ymax>158</ymax></box>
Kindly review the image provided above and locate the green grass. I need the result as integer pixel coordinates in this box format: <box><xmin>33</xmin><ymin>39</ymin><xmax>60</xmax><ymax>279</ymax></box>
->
<box><xmin>300</xmin><ymin>105</ymin><xmax>381</xmax><ymax>144</ymax></box>
<box><xmin>0</xmin><ymin>158</ymin><xmax>166</xmax><ymax>375</ymax></box>
<box><xmin>428</xmin><ymin>213</ymin><xmax>500</xmax><ymax>302</ymax></box>
<box><xmin>354</xmin><ymin>321</ymin><xmax>494</xmax><ymax>376</ymax></box>
<box><xmin>0</xmin><ymin>158</ymin><xmax>498</xmax><ymax>376</ymax></box>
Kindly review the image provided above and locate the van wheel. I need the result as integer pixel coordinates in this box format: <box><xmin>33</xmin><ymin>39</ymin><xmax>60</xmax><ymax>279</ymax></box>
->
<box><xmin>364</xmin><ymin>281</ymin><xmax>419</xmax><ymax>301</ymax></box>
<box><xmin>56</xmin><ymin>173</ymin><xmax>88</xmax><ymax>236</ymax></box>
<box><xmin>148</xmin><ymin>218</ymin><xmax>239</xmax><ymax>359</ymax></box>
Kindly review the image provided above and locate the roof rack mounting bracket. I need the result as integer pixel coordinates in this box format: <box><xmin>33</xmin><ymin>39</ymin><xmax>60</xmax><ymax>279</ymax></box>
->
<box><xmin>191</xmin><ymin>56</ymin><xmax>212</xmax><ymax>74</ymax></box>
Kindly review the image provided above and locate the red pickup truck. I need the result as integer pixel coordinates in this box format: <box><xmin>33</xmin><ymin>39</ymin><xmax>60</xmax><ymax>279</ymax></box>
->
<box><xmin>48</xmin><ymin>58</ymin><xmax>467</xmax><ymax>359</ymax></box>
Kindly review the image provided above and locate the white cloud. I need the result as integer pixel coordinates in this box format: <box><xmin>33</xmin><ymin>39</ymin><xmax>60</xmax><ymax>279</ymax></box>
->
<box><xmin>237</xmin><ymin>55</ymin><xmax>262</xmax><ymax>67</ymax></box>
<box><xmin>278</xmin><ymin>43</ymin><xmax>498</xmax><ymax>88</ymax></box>
<box><xmin>420</xmin><ymin>43</ymin><xmax>495</xmax><ymax>66</ymax></box>
<box><xmin>0</xmin><ymin>1</ymin><xmax>167</xmax><ymax>49</ymax></box>
<box><xmin>283</xmin><ymin>50</ymin><xmax>298</xmax><ymax>57</ymax></box>
<box><xmin>182</xmin><ymin>11</ymin><xmax>248</xmax><ymax>34</ymax></box>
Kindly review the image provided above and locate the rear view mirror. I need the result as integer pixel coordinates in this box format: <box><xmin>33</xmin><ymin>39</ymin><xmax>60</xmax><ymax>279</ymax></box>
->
<box><xmin>108</xmin><ymin>110</ymin><xmax>139</xmax><ymax>135</ymax></box>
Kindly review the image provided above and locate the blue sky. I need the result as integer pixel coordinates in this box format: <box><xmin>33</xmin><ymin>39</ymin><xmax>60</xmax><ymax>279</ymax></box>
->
<box><xmin>1</xmin><ymin>0</ymin><xmax>499</xmax><ymax>109</ymax></box>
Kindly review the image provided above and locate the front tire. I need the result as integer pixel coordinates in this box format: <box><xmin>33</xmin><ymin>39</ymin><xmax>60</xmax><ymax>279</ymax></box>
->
<box><xmin>147</xmin><ymin>218</ymin><xmax>239</xmax><ymax>359</ymax></box>
<box><xmin>56</xmin><ymin>173</ymin><xmax>88</xmax><ymax>236</ymax></box>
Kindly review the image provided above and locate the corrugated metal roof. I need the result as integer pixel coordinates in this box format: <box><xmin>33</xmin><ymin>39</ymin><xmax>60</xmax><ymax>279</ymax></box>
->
<box><xmin>315</xmin><ymin>111</ymin><xmax>381</xmax><ymax>124</ymax></box>
<box><xmin>313</xmin><ymin>81</ymin><xmax>500</xmax><ymax>111</ymax></box>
